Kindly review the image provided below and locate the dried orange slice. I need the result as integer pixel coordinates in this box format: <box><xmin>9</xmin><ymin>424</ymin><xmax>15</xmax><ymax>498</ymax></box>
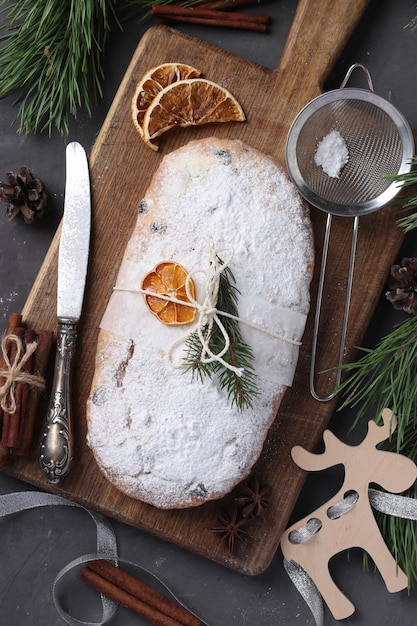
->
<box><xmin>142</xmin><ymin>261</ymin><xmax>197</xmax><ymax>325</ymax></box>
<box><xmin>132</xmin><ymin>63</ymin><xmax>202</xmax><ymax>138</ymax></box>
<box><xmin>142</xmin><ymin>78</ymin><xmax>246</xmax><ymax>150</ymax></box>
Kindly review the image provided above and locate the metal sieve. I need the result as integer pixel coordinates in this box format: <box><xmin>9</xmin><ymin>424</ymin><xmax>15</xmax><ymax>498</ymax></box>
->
<box><xmin>286</xmin><ymin>64</ymin><xmax>414</xmax><ymax>402</ymax></box>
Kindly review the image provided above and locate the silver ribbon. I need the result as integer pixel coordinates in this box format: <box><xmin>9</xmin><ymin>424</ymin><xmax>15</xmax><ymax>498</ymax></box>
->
<box><xmin>2</xmin><ymin>488</ymin><xmax>415</xmax><ymax>624</ymax></box>
<box><xmin>284</xmin><ymin>487</ymin><xmax>417</xmax><ymax>626</ymax></box>
<box><xmin>0</xmin><ymin>491</ymin><xmax>118</xmax><ymax>625</ymax></box>
<box><xmin>0</xmin><ymin>491</ymin><xmax>205</xmax><ymax>626</ymax></box>
<box><xmin>369</xmin><ymin>487</ymin><xmax>417</xmax><ymax>519</ymax></box>
<box><xmin>288</xmin><ymin>517</ymin><xmax>322</xmax><ymax>544</ymax></box>
<box><xmin>283</xmin><ymin>559</ymin><xmax>324</xmax><ymax>626</ymax></box>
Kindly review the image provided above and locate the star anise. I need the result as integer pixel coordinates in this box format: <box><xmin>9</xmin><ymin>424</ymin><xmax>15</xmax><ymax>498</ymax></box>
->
<box><xmin>235</xmin><ymin>477</ymin><xmax>271</xmax><ymax>519</ymax></box>
<box><xmin>209</xmin><ymin>507</ymin><xmax>251</xmax><ymax>553</ymax></box>
<box><xmin>386</xmin><ymin>258</ymin><xmax>417</xmax><ymax>315</ymax></box>
<box><xmin>0</xmin><ymin>166</ymin><xmax>47</xmax><ymax>224</ymax></box>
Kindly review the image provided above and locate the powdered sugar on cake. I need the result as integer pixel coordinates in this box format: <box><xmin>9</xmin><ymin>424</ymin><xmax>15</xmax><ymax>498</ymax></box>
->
<box><xmin>86</xmin><ymin>138</ymin><xmax>314</xmax><ymax>509</ymax></box>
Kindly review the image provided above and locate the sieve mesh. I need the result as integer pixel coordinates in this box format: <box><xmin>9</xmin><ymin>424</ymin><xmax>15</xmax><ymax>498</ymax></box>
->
<box><xmin>295</xmin><ymin>98</ymin><xmax>404</xmax><ymax>206</ymax></box>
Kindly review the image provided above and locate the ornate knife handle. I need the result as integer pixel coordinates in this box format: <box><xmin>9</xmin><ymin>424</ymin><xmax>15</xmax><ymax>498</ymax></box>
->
<box><xmin>39</xmin><ymin>319</ymin><xmax>77</xmax><ymax>483</ymax></box>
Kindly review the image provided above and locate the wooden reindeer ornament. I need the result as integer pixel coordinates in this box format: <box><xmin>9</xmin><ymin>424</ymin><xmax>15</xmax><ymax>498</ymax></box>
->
<box><xmin>280</xmin><ymin>408</ymin><xmax>417</xmax><ymax>620</ymax></box>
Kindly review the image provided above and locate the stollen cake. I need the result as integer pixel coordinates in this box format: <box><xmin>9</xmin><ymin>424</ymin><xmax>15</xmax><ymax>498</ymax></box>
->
<box><xmin>86</xmin><ymin>137</ymin><xmax>314</xmax><ymax>509</ymax></box>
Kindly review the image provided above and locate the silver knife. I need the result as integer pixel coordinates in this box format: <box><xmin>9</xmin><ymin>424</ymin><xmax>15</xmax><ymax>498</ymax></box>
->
<box><xmin>39</xmin><ymin>142</ymin><xmax>91</xmax><ymax>483</ymax></box>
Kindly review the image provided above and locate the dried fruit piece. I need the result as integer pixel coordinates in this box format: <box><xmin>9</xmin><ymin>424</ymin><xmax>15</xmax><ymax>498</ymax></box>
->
<box><xmin>142</xmin><ymin>78</ymin><xmax>246</xmax><ymax>150</ymax></box>
<box><xmin>142</xmin><ymin>261</ymin><xmax>197</xmax><ymax>325</ymax></box>
<box><xmin>131</xmin><ymin>63</ymin><xmax>202</xmax><ymax>138</ymax></box>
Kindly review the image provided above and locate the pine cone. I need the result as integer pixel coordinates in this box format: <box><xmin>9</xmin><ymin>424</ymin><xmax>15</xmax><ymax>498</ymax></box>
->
<box><xmin>386</xmin><ymin>258</ymin><xmax>417</xmax><ymax>315</ymax></box>
<box><xmin>0</xmin><ymin>167</ymin><xmax>47</xmax><ymax>224</ymax></box>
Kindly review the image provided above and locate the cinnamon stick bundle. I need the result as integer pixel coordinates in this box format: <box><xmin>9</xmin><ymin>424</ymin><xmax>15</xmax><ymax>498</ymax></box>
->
<box><xmin>80</xmin><ymin>559</ymin><xmax>202</xmax><ymax>626</ymax></box>
<box><xmin>0</xmin><ymin>312</ymin><xmax>53</xmax><ymax>466</ymax></box>
<box><xmin>151</xmin><ymin>3</ymin><xmax>269</xmax><ymax>32</ymax></box>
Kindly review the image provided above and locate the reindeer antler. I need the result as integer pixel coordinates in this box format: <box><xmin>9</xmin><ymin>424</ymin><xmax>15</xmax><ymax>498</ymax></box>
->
<box><xmin>366</xmin><ymin>408</ymin><xmax>397</xmax><ymax>446</ymax></box>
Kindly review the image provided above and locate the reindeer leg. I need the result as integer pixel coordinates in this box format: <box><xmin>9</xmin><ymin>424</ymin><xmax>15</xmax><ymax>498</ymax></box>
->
<box><xmin>364</xmin><ymin>539</ymin><xmax>408</xmax><ymax>593</ymax></box>
<box><xmin>282</xmin><ymin>537</ymin><xmax>355</xmax><ymax>621</ymax></box>
<box><xmin>310</xmin><ymin>563</ymin><xmax>356</xmax><ymax>620</ymax></box>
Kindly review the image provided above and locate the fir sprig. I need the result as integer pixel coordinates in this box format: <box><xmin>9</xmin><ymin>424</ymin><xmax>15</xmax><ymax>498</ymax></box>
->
<box><xmin>184</xmin><ymin>262</ymin><xmax>258</xmax><ymax>411</ymax></box>
<box><xmin>0</xmin><ymin>0</ymin><xmax>118</xmax><ymax>136</ymax></box>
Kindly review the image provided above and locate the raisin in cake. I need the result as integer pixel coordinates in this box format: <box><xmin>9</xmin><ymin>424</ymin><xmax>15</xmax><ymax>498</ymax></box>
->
<box><xmin>86</xmin><ymin>137</ymin><xmax>314</xmax><ymax>509</ymax></box>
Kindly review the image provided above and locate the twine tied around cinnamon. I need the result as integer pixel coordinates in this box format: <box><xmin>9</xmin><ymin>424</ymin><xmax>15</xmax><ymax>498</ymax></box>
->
<box><xmin>0</xmin><ymin>333</ymin><xmax>45</xmax><ymax>414</ymax></box>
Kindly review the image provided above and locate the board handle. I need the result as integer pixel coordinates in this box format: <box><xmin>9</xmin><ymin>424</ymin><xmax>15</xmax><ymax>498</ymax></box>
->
<box><xmin>278</xmin><ymin>0</ymin><xmax>371</xmax><ymax>91</ymax></box>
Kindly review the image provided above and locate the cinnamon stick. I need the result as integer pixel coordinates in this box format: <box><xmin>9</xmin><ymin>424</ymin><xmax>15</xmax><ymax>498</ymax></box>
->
<box><xmin>81</xmin><ymin>560</ymin><xmax>201</xmax><ymax>626</ymax></box>
<box><xmin>151</xmin><ymin>4</ymin><xmax>269</xmax><ymax>32</ymax></box>
<box><xmin>0</xmin><ymin>313</ymin><xmax>23</xmax><ymax>416</ymax></box>
<box><xmin>194</xmin><ymin>0</ymin><xmax>261</xmax><ymax>9</ymax></box>
<box><xmin>13</xmin><ymin>329</ymin><xmax>52</xmax><ymax>456</ymax></box>
<box><xmin>0</xmin><ymin>313</ymin><xmax>24</xmax><ymax>418</ymax></box>
<box><xmin>5</xmin><ymin>328</ymin><xmax>35</xmax><ymax>450</ymax></box>
<box><xmin>152</xmin><ymin>4</ymin><xmax>268</xmax><ymax>23</ymax></box>
<box><xmin>0</xmin><ymin>313</ymin><xmax>53</xmax><ymax>462</ymax></box>
<box><xmin>0</xmin><ymin>326</ymin><xmax>25</xmax><ymax>448</ymax></box>
<box><xmin>13</xmin><ymin>329</ymin><xmax>53</xmax><ymax>456</ymax></box>
<box><xmin>0</xmin><ymin>313</ymin><xmax>23</xmax><ymax>466</ymax></box>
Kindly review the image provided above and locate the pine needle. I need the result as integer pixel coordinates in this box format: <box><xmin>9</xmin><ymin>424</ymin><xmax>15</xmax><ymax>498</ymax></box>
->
<box><xmin>0</xmin><ymin>0</ymin><xmax>118</xmax><ymax>136</ymax></box>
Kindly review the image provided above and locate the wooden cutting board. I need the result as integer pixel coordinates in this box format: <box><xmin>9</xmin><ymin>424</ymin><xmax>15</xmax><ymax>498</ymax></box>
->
<box><xmin>7</xmin><ymin>0</ymin><xmax>408</xmax><ymax>575</ymax></box>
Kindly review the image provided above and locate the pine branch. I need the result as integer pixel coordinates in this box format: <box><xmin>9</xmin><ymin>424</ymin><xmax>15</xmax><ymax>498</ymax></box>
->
<box><xmin>338</xmin><ymin>316</ymin><xmax>417</xmax><ymax>451</ymax></box>
<box><xmin>184</xmin><ymin>261</ymin><xmax>258</xmax><ymax>411</ymax></box>
<box><xmin>338</xmin><ymin>319</ymin><xmax>417</xmax><ymax>582</ymax></box>
<box><xmin>337</xmin><ymin>158</ymin><xmax>417</xmax><ymax>583</ymax></box>
<box><xmin>0</xmin><ymin>0</ymin><xmax>119</xmax><ymax>136</ymax></box>
<box><xmin>0</xmin><ymin>0</ymin><xmax>260</xmax><ymax>134</ymax></box>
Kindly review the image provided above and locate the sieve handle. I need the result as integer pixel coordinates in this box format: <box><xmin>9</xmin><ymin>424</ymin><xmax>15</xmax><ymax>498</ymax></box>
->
<box><xmin>339</xmin><ymin>63</ymin><xmax>374</xmax><ymax>92</ymax></box>
<box><xmin>310</xmin><ymin>214</ymin><xmax>359</xmax><ymax>402</ymax></box>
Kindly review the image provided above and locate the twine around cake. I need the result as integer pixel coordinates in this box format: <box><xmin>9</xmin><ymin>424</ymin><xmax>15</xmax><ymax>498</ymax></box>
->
<box><xmin>168</xmin><ymin>247</ymin><xmax>245</xmax><ymax>376</ymax></box>
<box><xmin>114</xmin><ymin>241</ymin><xmax>302</xmax><ymax>377</ymax></box>
<box><xmin>0</xmin><ymin>333</ymin><xmax>45</xmax><ymax>414</ymax></box>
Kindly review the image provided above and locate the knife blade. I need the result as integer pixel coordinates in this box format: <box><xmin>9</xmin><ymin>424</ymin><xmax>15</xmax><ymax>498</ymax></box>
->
<box><xmin>39</xmin><ymin>142</ymin><xmax>91</xmax><ymax>483</ymax></box>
